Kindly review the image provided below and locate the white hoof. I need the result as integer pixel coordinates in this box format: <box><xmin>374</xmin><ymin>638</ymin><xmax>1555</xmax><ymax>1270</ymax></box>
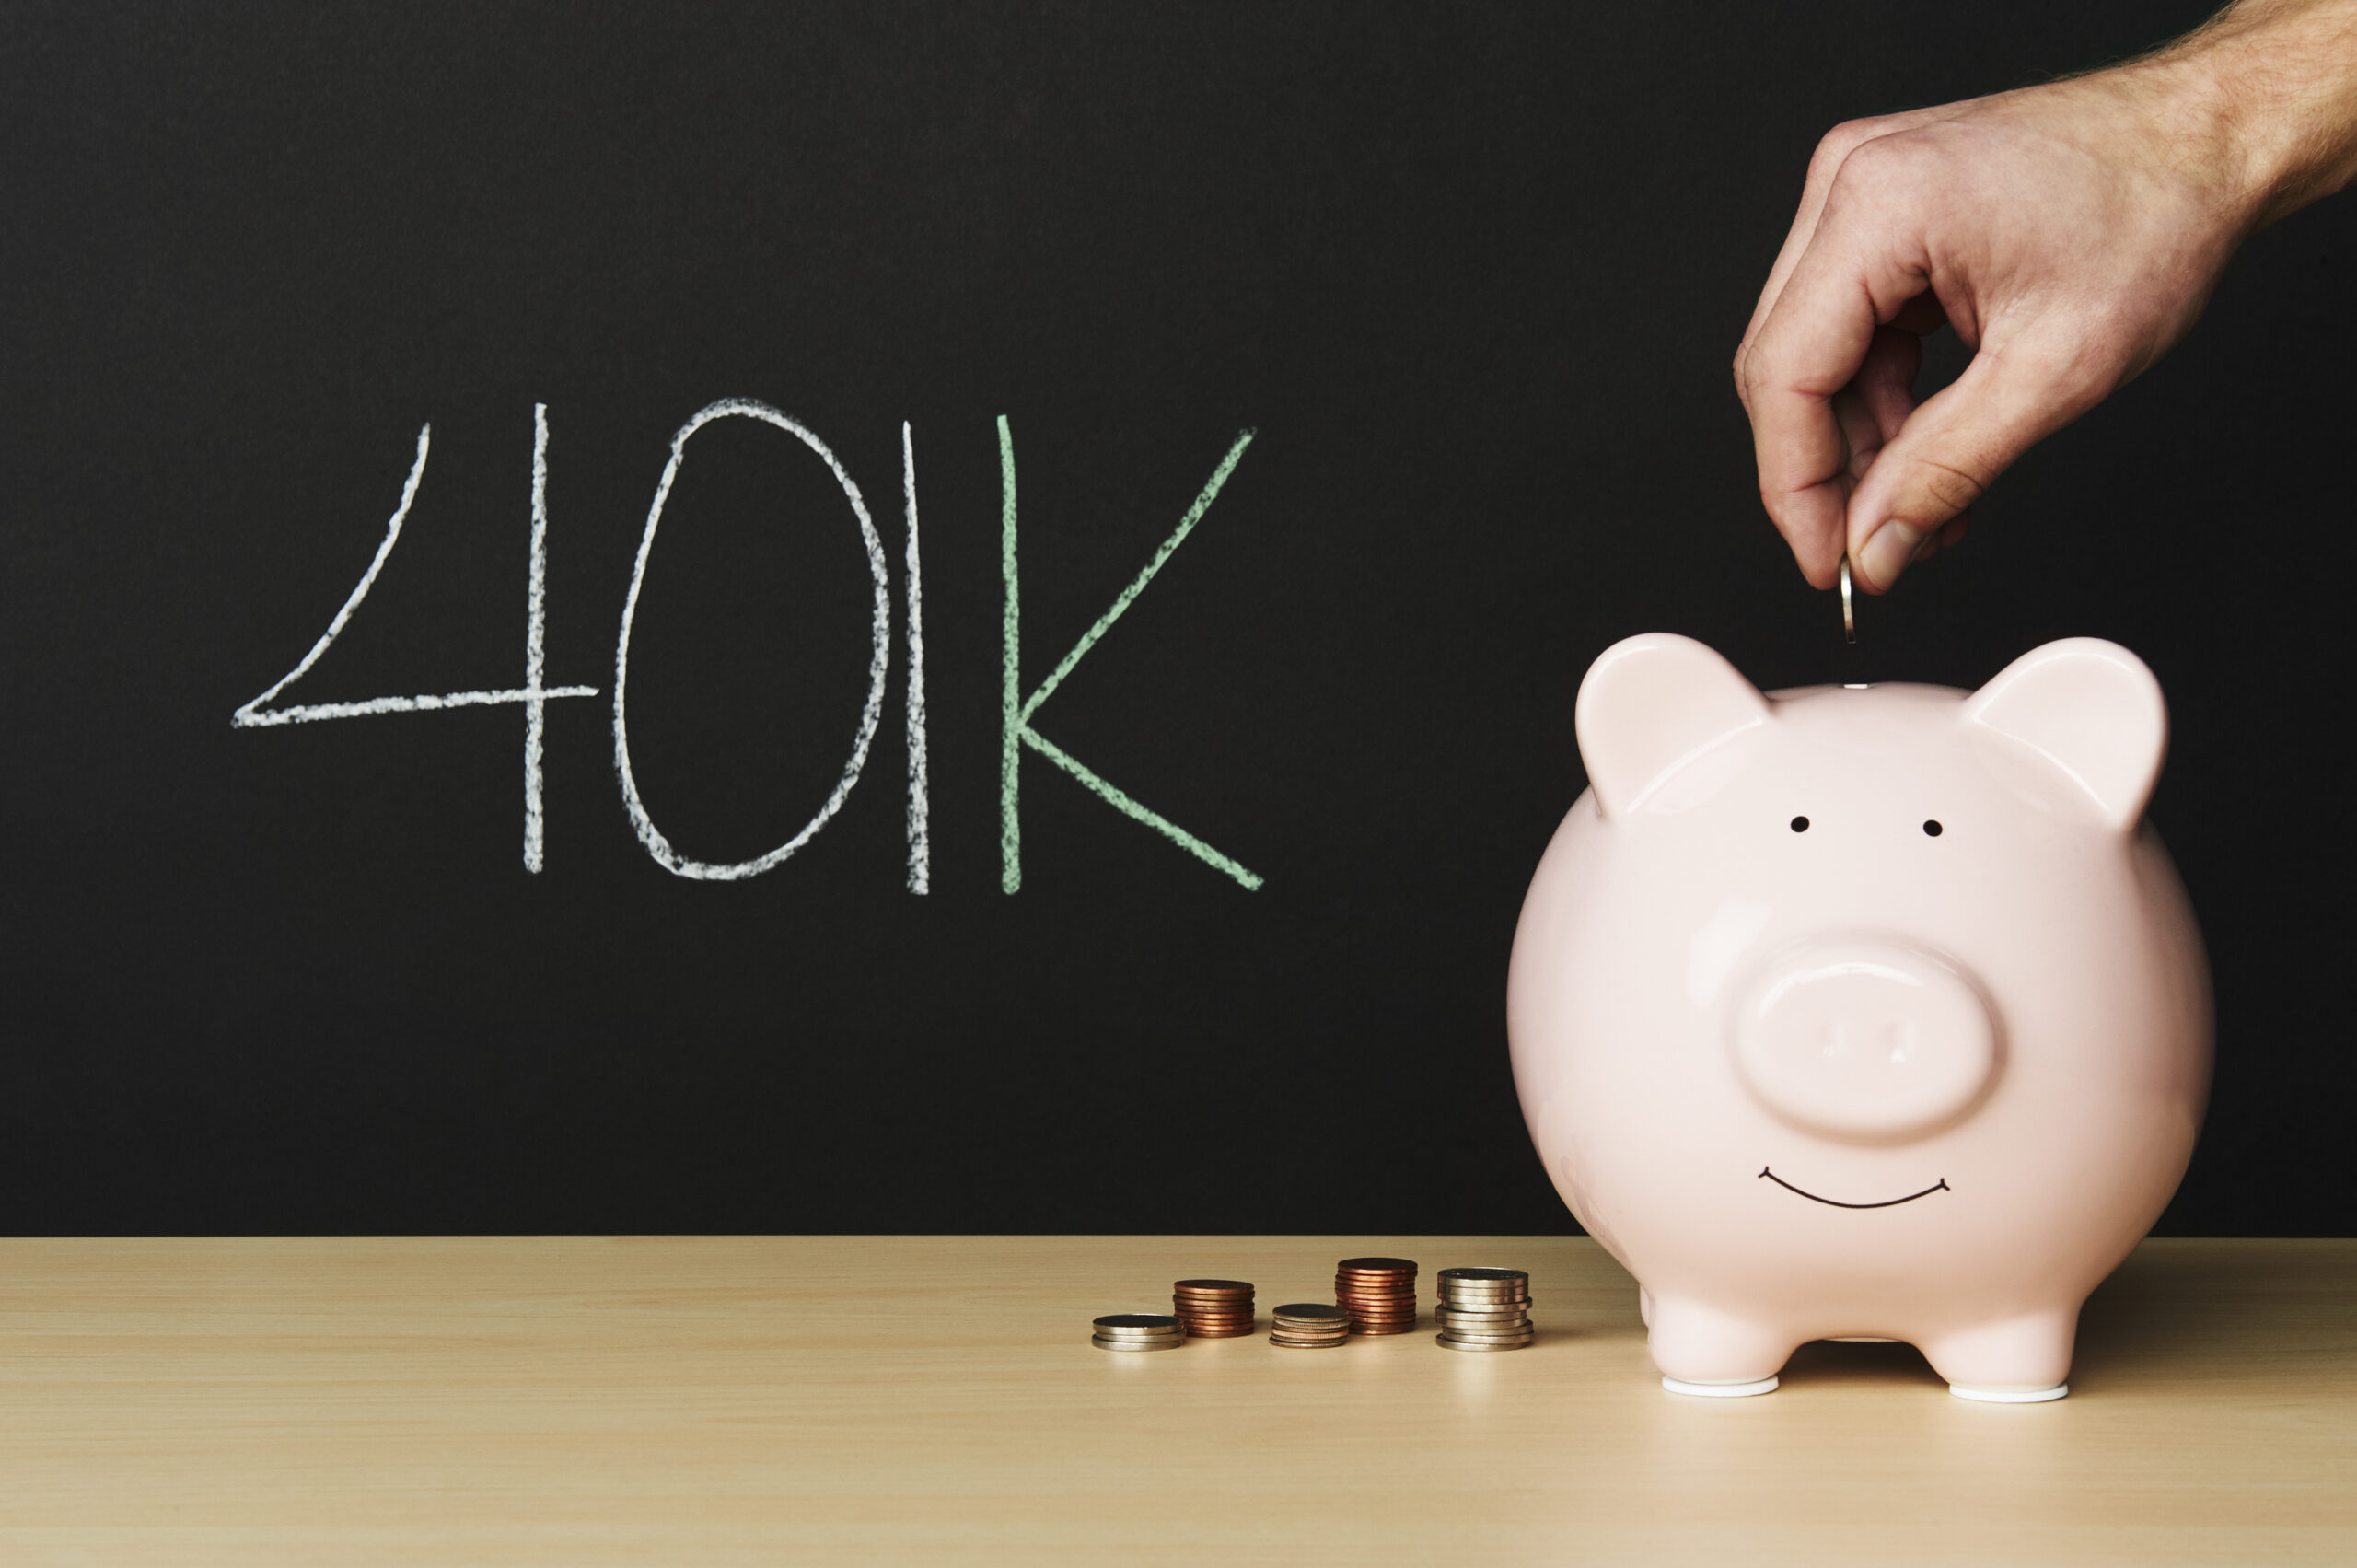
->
<box><xmin>1662</xmin><ymin>1375</ymin><xmax>1779</xmax><ymax>1398</ymax></box>
<box><xmin>1948</xmin><ymin>1382</ymin><xmax>2068</xmax><ymax>1404</ymax></box>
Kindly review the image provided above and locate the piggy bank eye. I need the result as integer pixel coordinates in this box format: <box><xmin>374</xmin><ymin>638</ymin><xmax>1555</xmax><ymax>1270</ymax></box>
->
<box><xmin>1923</xmin><ymin>819</ymin><xmax>1944</xmax><ymax>837</ymax></box>
<box><xmin>1790</xmin><ymin>816</ymin><xmax>1810</xmax><ymax>833</ymax></box>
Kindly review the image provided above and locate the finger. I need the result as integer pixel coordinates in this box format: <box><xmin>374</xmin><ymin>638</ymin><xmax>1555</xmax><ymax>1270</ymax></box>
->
<box><xmin>1851</xmin><ymin>323</ymin><xmax>1924</xmax><ymax>456</ymax></box>
<box><xmin>1847</xmin><ymin>321</ymin><xmax>2108</xmax><ymax>591</ymax></box>
<box><xmin>1744</xmin><ymin>221</ymin><xmax>1934</xmax><ymax>589</ymax></box>
<box><xmin>1736</xmin><ymin>121</ymin><xmax>1891</xmax><ymax>410</ymax></box>
<box><xmin>1904</xmin><ymin>514</ymin><xmax>1960</xmax><ymax>563</ymax></box>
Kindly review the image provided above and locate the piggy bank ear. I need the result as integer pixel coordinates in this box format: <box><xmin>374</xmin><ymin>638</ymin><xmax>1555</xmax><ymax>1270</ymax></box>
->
<box><xmin>1962</xmin><ymin>638</ymin><xmax>2167</xmax><ymax>830</ymax></box>
<box><xmin>1575</xmin><ymin>633</ymin><xmax>1771</xmax><ymax>818</ymax></box>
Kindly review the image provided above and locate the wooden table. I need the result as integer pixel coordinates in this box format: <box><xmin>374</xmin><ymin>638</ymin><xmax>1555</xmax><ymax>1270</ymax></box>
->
<box><xmin>0</xmin><ymin>1236</ymin><xmax>2349</xmax><ymax>1565</ymax></box>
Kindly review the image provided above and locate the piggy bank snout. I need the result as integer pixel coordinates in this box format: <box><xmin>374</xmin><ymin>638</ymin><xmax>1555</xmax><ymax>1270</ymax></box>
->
<box><xmin>1733</xmin><ymin>942</ymin><xmax>1998</xmax><ymax>1142</ymax></box>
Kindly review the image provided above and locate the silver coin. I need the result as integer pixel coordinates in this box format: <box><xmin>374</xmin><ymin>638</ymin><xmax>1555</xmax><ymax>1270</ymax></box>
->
<box><xmin>1093</xmin><ymin>1335</ymin><xmax>1184</xmax><ymax>1351</ymax></box>
<box><xmin>1440</xmin><ymin>1327</ymin><xmax>1537</xmax><ymax>1342</ymax></box>
<box><xmin>1093</xmin><ymin>1314</ymin><xmax>1181</xmax><ymax>1331</ymax></box>
<box><xmin>1436</xmin><ymin>1334</ymin><xmax>1533</xmax><ymax>1352</ymax></box>
<box><xmin>1437</xmin><ymin>1268</ymin><xmax>1527</xmax><ymax>1283</ymax></box>
<box><xmin>1092</xmin><ymin>1323</ymin><xmax>1183</xmax><ymax>1335</ymax></box>
<box><xmin>1271</xmin><ymin>1307</ymin><xmax>1350</xmax><ymax>1324</ymax></box>
<box><xmin>1269</xmin><ymin>1337</ymin><xmax>1349</xmax><ymax>1348</ymax></box>
<box><xmin>1438</xmin><ymin>1314</ymin><xmax>1531</xmax><ymax>1328</ymax></box>
<box><xmin>1840</xmin><ymin>553</ymin><xmax>1856</xmax><ymax>644</ymax></box>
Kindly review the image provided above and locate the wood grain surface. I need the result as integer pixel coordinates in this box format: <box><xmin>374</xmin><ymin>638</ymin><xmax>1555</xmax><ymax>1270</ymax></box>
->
<box><xmin>0</xmin><ymin>1236</ymin><xmax>2349</xmax><ymax>1565</ymax></box>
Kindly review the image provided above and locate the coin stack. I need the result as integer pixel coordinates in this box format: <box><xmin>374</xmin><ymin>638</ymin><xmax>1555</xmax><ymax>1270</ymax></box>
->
<box><xmin>1092</xmin><ymin>1312</ymin><xmax>1185</xmax><ymax>1352</ymax></box>
<box><xmin>1434</xmin><ymin>1266</ymin><xmax>1534</xmax><ymax>1351</ymax></box>
<box><xmin>1333</xmin><ymin>1257</ymin><xmax>1419</xmax><ymax>1334</ymax></box>
<box><xmin>1171</xmin><ymin>1279</ymin><xmax>1256</xmax><ymax>1337</ymax></box>
<box><xmin>1268</xmin><ymin>1303</ymin><xmax>1353</xmax><ymax>1349</ymax></box>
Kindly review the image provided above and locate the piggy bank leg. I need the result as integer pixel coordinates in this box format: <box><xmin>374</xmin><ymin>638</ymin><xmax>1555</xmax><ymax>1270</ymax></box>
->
<box><xmin>1646</xmin><ymin>1295</ymin><xmax>1793</xmax><ymax>1397</ymax></box>
<box><xmin>1921</xmin><ymin>1308</ymin><xmax>2077</xmax><ymax>1403</ymax></box>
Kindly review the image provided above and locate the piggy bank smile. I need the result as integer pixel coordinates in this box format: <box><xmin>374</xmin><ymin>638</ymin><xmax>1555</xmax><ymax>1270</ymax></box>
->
<box><xmin>1757</xmin><ymin>1167</ymin><xmax>1949</xmax><ymax>1209</ymax></box>
<box><xmin>1507</xmin><ymin>633</ymin><xmax>2212</xmax><ymax>1404</ymax></box>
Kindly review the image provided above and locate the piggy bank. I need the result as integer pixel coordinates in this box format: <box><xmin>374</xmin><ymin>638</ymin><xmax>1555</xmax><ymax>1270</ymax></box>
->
<box><xmin>1506</xmin><ymin>633</ymin><xmax>2210</xmax><ymax>1402</ymax></box>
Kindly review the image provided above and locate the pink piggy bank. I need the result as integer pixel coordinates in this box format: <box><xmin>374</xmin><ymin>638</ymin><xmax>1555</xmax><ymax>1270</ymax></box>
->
<box><xmin>1507</xmin><ymin>633</ymin><xmax>2211</xmax><ymax>1402</ymax></box>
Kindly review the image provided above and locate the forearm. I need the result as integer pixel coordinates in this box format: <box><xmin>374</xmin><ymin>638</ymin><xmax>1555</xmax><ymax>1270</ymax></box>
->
<box><xmin>2129</xmin><ymin>0</ymin><xmax>2357</xmax><ymax>227</ymax></box>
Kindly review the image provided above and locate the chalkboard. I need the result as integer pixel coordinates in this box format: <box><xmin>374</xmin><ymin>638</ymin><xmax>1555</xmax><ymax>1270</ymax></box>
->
<box><xmin>5</xmin><ymin>1</ymin><xmax>2350</xmax><ymax>1236</ymax></box>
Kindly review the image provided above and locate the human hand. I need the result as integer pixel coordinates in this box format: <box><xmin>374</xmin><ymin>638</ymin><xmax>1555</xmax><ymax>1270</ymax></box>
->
<box><xmin>1734</xmin><ymin>1</ymin><xmax>2357</xmax><ymax>594</ymax></box>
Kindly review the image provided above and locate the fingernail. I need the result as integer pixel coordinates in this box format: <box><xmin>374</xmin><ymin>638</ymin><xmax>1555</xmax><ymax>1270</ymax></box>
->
<box><xmin>1857</xmin><ymin>522</ymin><xmax>1921</xmax><ymax>592</ymax></box>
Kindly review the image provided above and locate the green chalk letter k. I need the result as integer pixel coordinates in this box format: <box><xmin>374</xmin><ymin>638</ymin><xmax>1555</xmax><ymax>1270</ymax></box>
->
<box><xmin>998</xmin><ymin>417</ymin><xmax>1263</xmax><ymax>894</ymax></box>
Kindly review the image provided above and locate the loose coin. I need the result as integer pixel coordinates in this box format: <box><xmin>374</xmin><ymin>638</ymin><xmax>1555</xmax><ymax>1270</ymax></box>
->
<box><xmin>1095</xmin><ymin>1335</ymin><xmax>1185</xmax><ymax>1351</ymax></box>
<box><xmin>1172</xmin><ymin>1279</ymin><xmax>1253</xmax><ymax>1293</ymax></box>
<box><xmin>1840</xmin><ymin>552</ymin><xmax>1857</xmax><ymax>644</ymax></box>
<box><xmin>1436</xmin><ymin>1334</ymin><xmax>1533</xmax><ymax>1352</ymax></box>
<box><xmin>1094</xmin><ymin>1314</ymin><xmax>1182</xmax><ymax>1331</ymax></box>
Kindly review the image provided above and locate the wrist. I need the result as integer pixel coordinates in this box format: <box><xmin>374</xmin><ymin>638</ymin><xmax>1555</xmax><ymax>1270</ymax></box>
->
<box><xmin>2138</xmin><ymin>0</ymin><xmax>2357</xmax><ymax>228</ymax></box>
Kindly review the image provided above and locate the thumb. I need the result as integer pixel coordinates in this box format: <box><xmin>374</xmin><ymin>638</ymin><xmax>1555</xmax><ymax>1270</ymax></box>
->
<box><xmin>1846</xmin><ymin>327</ymin><xmax>2108</xmax><ymax>592</ymax></box>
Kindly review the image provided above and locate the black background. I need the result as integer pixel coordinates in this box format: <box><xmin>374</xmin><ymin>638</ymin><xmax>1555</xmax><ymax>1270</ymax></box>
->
<box><xmin>4</xmin><ymin>1</ymin><xmax>2347</xmax><ymax>1237</ymax></box>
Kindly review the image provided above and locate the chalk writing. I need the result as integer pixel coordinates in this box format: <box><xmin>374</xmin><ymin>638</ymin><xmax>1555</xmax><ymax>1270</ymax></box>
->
<box><xmin>996</xmin><ymin>417</ymin><xmax>1263</xmax><ymax>891</ymax></box>
<box><xmin>230</xmin><ymin>412</ymin><xmax>600</xmax><ymax>873</ymax></box>
<box><xmin>612</xmin><ymin>398</ymin><xmax>891</xmax><ymax>880</ymax></box>
<box><xmin>238</xmin><ymin>406</ymin><xmax>1262</xmax><ymax>891</ymax></box>
<box><xmin>903</xmin><ymin>421</ymin><xmax>930</xmax><ymax>895</ymax></box>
